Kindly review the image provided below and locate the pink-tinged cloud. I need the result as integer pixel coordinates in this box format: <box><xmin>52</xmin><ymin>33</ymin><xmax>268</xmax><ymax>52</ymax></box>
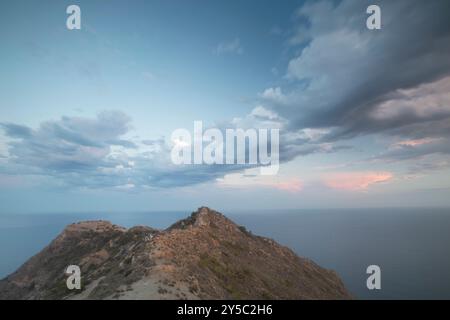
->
<box><xmin>323</xmin><ymin>172</ymin><xmax>393</xmax><ymax>191</ymax></box>
<box><xmin>217</xmin><ymin>174</ymin><xmax>303</xmax><ymax>193</ymax></box>
<box><xmin>371</xmin><ymin>76</ymin><xmax>450</xmax><ymax>120</ymax></box>
<box><xmin>393</xmin><ymin>138</ymin><xmax>440</xmax><ymax>148</ymax></box>
<box><xmin>271</xmin><ymin>179</ymin><xmax>303</xmax><ymax>193</ymax></box>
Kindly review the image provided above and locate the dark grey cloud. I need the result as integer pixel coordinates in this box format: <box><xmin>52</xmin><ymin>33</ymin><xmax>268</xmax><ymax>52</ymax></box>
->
<box><xmin>263</xmin><ymin>0</ymin><xmax>450</xmax><ymax>142</ymax></box>
<box><xmin>371</xmin><ymin>137</ymin><xmax>450</xmax><ymax>163</ymax></box>
<box><xmin>389</xmin><ymin>118</ymin><xmax>450</xmax><ymax>141</ymax></box>
<box><xmin>141</xmin><ymin>165</ymin><xmax>247</xmax><ymax>189</ymax></box>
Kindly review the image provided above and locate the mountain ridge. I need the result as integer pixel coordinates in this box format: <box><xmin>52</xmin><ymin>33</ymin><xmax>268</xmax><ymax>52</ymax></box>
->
<box><xmin>0</xmin><ymin>207</ymin><xmax>351</xmax><ymax>300</ymax></box>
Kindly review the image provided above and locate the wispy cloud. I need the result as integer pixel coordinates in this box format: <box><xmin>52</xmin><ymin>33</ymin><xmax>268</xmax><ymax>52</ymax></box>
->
<box><xmin>217</xmin><ymin>172</ymin><xmax>303</xmax><ymax>193</ymax></box>
<box><xmin>392</xmin><ymin>138</ymin><xmax>442</xmax><ymax>148</ymax></box>
<box><xmin>322</xmin><ymin>172</ymin><xmax>393</xmax><ymax>191</ymax></box>
<box><xmin>215</xmin><ymin>38</ymin><xmax>243</xmax><ymax>55</ymax></box>
<box><xmin>141</xmin><ymin>71</ymin><xmax>156</xmax><ymax>81</ymax></box>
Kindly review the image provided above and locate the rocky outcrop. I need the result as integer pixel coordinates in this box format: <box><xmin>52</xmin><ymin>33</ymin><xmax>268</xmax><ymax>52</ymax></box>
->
<box><xmin>0</xmin><ymin>207</ymin><xmax>351</xmax><ymax>300</ymax></box>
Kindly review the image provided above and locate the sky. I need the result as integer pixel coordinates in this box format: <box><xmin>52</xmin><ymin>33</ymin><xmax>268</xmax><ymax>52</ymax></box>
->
<box><xmin>1</xmin><ymin>0</ymin><xmax>450</xmax><ymax>213</ymax></box>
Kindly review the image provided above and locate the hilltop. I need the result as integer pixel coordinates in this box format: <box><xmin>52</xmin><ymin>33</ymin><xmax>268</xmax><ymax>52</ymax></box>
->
<box><xmin>0</xmin><ymin>207</ymin><xmax>351</xmax><ymax>300</ymax></box>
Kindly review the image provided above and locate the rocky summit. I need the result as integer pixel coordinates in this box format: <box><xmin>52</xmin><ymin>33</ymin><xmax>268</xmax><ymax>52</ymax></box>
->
<box><xmin>0</xmin><ymin>207</ymin><xmax>351</xmax><ymax>300</ymax></box>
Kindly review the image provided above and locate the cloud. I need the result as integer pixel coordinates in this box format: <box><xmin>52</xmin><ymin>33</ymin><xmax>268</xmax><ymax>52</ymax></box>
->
<box><xmin>323</xmin><ymin>172</ymin><xmax>393</xmax><ymax>191</ymax></box>
<box><xmin>1</xmin><ymin>107</ymin><xmax>344</xmax><ymax>191</ymax></box>
<box><xmin>405</xmin><ymin>156</ymin><xmax>450</xmax><ymax>176</ymax></box>
<box><xmin>217</xmin><ymin>172</ymin><xmax>303</xmax><ymax>193</ymax></box>
<box><xmin>0</xmin><ymin>112</ymin><xmax>256</xmax><ymax>190</ymax></box>
<box><xmin>393</xmin><ymin>138</ymin><xmax>442</xmax><ymax>148</ymax></box>
<box><xmin>370</xmin><ymin>77</ymin><xmax>450</xmax><ymax>123</ymax></box>
<box><xmin>217</xmin><ymin>106</ymin><xmax>351</xmax><ymax>166</ymax></box>
<box><xmin>250</xmin><ymin>106</ymin><xmax>280</xmax><ymax>121</ymax></box>
<box><xmin>259</xmin><ymin>87</ymin><xmax>289</xmax><ymax>105</ymax></box>
<box><xmin>248</xmin><ymin>0</ymin><xmax>450</xmax><ymax>179</ymax></box>
<box><xmin>371</xmin><ymin>136</ymin><xmax>450</xmax><ymax>163</ymax></box>
<box><xmin>261</xmin><ymin>0</ymin><xmax>450</xmax><ymax>142</ymax></box>
<box><xmin>141</xmin><ymin>71</ymin><xmax>155</xmax><ymax>81</ymax></box>
<box><xmin>3</xmin><ymin>1</ymin><xmax>449</xmax><ymax>191</ymax></box>
<box><xmin>272</xmin><ymin>179</ymin><xmax>303</xmax><ymax>193</ymax></box>
<box><xmin>0</xmin><ymin>123</ymin><xmax>33</xmax><ymax>138</ymax></box>
<box><xmin>270</xmin><ymin>26</ymin><xmax>283</xmax><ymax>36</ymax></box>
<box><xmin>215</xmin><ymin>38</ymin><xmax>243</xmax><ymax>55</ymax></box>
<box><xmin>0</xmin><ymin>111</ymin><xmax>139</xmax><ymax>188</ymax></box>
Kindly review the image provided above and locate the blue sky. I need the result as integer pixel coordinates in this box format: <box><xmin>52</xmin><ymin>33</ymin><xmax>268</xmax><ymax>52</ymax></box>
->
<box><xmin>1</xmin><ymin>0</ymin><xmax>450</xmax><ymax>213</ymax></box>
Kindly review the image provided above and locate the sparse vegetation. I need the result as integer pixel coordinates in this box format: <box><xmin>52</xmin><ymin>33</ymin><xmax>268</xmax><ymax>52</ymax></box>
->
<box><xmin>0</xmin><ymin>207</ymin><xmax>351</xmax><ymax>300</ymax></box>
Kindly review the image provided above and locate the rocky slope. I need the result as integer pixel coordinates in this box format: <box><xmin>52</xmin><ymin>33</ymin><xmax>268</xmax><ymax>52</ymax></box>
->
<box><xmin>0</xmin><ymin>207</ymin><xmax>351</xmax><ymax>300</ymax></box>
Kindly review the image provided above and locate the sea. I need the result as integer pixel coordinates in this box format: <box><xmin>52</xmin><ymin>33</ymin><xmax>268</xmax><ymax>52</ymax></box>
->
<box><xmin>1</xmin><ymin>208</ymin><xmax>449</xmax><ymax>300</ymax></box>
